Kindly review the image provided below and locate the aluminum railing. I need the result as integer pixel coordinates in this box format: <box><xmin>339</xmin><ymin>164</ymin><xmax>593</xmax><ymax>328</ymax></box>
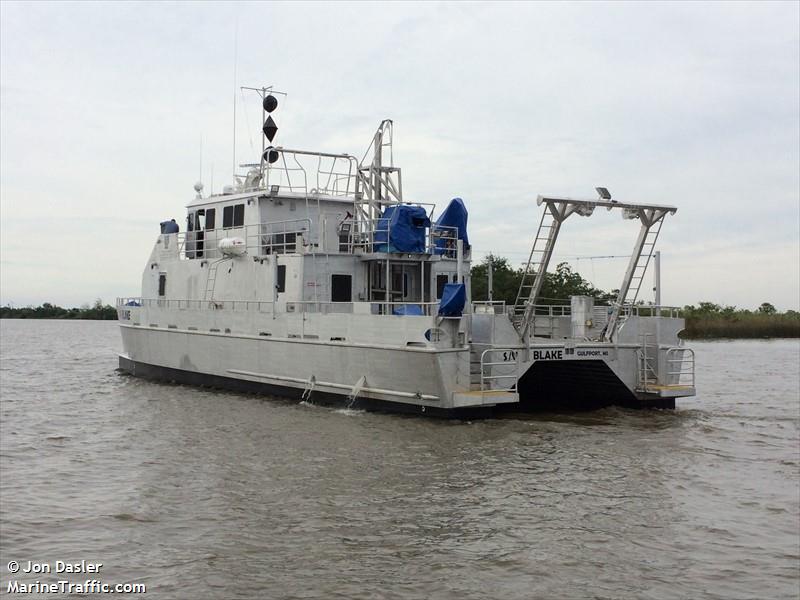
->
<box><xmin>508</xmin><ymin>303</ymin><xmax>683</xmax><ymax>320</ymax></box>
<box><xmin>286</xmin><ymin>301</ymin><xmax>440</xmax><ymax>316</ymax></box>
<box><xmin>118</xmin><ymin>298</ymin><xmax>438</xmax><ymax>317</ymax></box>
<box><xmin>117</xmin><ymin>298</ymin><xmax>275</xmax><ymax>312</ymax></box>
<box><xmin>472</xmin><ymin>301</ymin><xmax>507</xmax><ymax>314</ymax></box>
<box><xmin>480</xmin><ymin>348</ymin><xmax>520</xmax><ymax>391</ymax></box>
<box><xmin>621</xmin><ymin>305</ymin><xmax>682</xmax><ymax>318</ymax></box>
<box><xmin>338</xmin><ymin>218</ymin><xmax>459</xmax><ymax>258</ymax></box>
<box><xmin>241</xmin><ymin>149</ymin><xmax>360</xmax><ymax>198</ymax></box>
<box><xmin>666</xmin><ymin>347</ymin><xmax>695</xmax><ymax>387</ymax></box>
<box><xmin>179</xmin><ymin>218</ymin><xmax>312</xmax><ymax>259</ymax></box>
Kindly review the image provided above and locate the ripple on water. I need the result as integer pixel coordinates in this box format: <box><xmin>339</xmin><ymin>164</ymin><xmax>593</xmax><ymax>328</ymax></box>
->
<box><xmin>1</xmin><ymin>324</ymin><xmax>798</xmax><ymax>599</ymax></box>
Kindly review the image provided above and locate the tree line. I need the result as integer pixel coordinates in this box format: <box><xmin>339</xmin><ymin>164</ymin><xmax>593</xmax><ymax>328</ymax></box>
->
<box><xmin>0</xmin><ymin>300</ymin><xmax>117</xmax><ymax>320</ymax></box>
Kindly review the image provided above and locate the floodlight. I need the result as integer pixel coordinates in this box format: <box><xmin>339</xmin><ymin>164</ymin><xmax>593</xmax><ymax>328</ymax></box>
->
<box><xmin>595</xmin><ymin>187</ymin><xmax>612</xmax><ymax>200</ymax></box>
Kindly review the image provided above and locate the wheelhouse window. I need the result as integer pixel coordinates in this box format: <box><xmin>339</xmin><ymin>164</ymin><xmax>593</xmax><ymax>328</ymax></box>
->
<box><xmin>205</xmin><ymin>208</ymin><xmax>215</xmax><ymax>230</ymax></box>
<box><xmin>222</xmin><ymin>204</ymin><xmax>245</xmax><ymax>229</ymax></box>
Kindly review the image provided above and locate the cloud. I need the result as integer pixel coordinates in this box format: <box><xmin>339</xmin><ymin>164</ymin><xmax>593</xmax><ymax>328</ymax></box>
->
<box><xmin>1</xmin><ymin>1</ymin><xmax>798</xmax><ymax>309</ymax></box>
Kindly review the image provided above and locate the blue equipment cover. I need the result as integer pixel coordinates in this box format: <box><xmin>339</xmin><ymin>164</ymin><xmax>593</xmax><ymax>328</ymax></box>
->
<box><xmin>374</xmin><ymin>205</ymin><xmax>431</xmax><ymax>253</ymax></box>
<box><xmin>433</xmin><ymin>197</ymin><xmax>469</xmax><ymax>255</ymax></box>
<box><xmin>438</xmin><ymin>283</ymin><xmax>466</xmax><ymax>317</ymax></box>
<box><xmin>160</xmin><ymin>220</ymin><xmax>179</xmax><ymax>234</ymax></box>
<box><xmin>392</xmin><ymin>304</ymin><xmax>424</xmax><ymax>316</ymax></box>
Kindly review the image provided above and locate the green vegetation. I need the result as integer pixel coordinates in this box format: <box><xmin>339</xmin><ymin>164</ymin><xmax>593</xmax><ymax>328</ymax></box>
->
<box><xmin>680</xmin><ymin>302</ymin><xmax>800</xmax><ymax>339</ymax></box>
<box><xmin>470</xmin><ymin>255</ymin><xmax>799</xmax><ymax>339</ymax></box>
<box><xmin>0</xmin><ymin>300</ymin><xmax>117</xmax><ymax>320</ymax></box>
<box><xmin>471</xmin><ymin>254</ymin><xmax>616</xmax><ymax>305</ymax></box>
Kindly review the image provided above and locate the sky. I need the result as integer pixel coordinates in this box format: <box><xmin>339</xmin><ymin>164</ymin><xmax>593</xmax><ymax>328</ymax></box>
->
<box><xmin>1</xmin><ymin>1</ymin><xmax>798</xmax><ymax>310</ymax></box>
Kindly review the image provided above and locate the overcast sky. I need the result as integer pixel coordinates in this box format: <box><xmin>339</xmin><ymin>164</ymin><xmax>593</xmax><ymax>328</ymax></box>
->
<box><xmin>1</xmin><ymin>1</ymin><xmax>798</xmax><ymax>309</ymax></box>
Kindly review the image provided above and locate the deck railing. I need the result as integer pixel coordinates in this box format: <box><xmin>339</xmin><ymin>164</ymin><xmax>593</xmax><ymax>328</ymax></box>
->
<box><xmin>665</xmin><ymin>347</ymin><xmax>695</xmax><ymax>387</ymax></box>
<box><xmin>118</xmin><ymin>298</ymin><xmax>439</xmax><ymax>317</ymax></box>
<box><xmin>338</xmin><ymin>218</ymin><xmax>460</xmax><ymax>258</ymax></box>
<box><xmin>240</xmin><ymin>149</ymin><xmax>360</xmax><ymax>198</ymax></box>
<box><xmin>621</xmin><ymin>305</ymin><xmax>682</xmax><ymax>318</ymax></box>
<box><xmin>472</xmin><ymin>301</ymin><xmax>507</xmax><ymax>314</ymax></box>
<box><xmin>117</xmin><ymin>298</ymin><xmax>275</xmax><ymax>312</ymax></box>
<box><xmin>178</xmin><ymin>218</ymin><xmax>312</xmax><ymax>260</ymax></box>
<box><xmin>480</xmin><ymin>348</ymin><xmax>520</xmax><ymax>391</ymax></box>
<box><xmin>287</xmin><ymin>301</ymin><xmax>440</xmax><ymax>316</ymax></box>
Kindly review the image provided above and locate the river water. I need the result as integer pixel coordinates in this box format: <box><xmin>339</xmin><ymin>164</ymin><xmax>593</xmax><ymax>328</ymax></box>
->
<box><xmin>0</xmin><ymin>320</ymin><xmax>798</xmax><ymax>599</ymax></box>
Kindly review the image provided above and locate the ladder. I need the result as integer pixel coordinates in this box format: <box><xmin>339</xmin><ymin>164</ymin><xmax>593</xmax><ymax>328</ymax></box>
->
<box><xmin>204</xmin><ymin>261</ymin><xmax>221</xmax><ymax>301</ymax></box>
<box><xmin>512</xmin><ymin>206</ymin><xmax>560</xmax><ymax>337</ymax></box>
<box><xmin>603</xmin><ymin>207</ymin><xmax>672</xmax><ymax>341</ymax></box>
<box><xmin>636</xmin><ymin>333</ymin><xmax>659</xmax><ymax>392</ymax></box>
<box><xmin>623</xmin><ymin>218</ymin><xmax>664</xmax><ymax>305</ymax></box>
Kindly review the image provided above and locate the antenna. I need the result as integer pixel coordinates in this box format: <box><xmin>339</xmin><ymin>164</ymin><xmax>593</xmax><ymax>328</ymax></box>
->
<box><xmin>232</xmin><ymin>17</ymin><xmax>239</xmax><ymax>184</ymax></box>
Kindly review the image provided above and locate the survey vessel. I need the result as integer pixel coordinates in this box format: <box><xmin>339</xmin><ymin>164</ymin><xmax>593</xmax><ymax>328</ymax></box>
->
<box><xmin>117</xmin><ymin>87</ymin><xmax>696</xmax><ymax>417</ymax></box>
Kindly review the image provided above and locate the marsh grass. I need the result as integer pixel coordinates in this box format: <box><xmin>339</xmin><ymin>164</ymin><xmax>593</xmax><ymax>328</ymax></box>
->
<box><xmin>682</xmin><ymin>313</ymin><xmax>800</xmax><ymax>339</ymax></box>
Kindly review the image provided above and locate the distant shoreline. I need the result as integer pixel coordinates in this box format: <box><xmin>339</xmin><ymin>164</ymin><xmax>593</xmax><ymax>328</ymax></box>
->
<box><xmin>680</xmin><ymin>314</ymin><xmax>800</xmax><ymax>339</ymax></box>
<box><xmin>0</xmin><ymin>303</ymin><xmax>117</xmax><ymax>321</ymax></box>
<box><xmin>2</xmin><ymin>305</ymin><xmax>797</xmax><ymax>339</ymax></box>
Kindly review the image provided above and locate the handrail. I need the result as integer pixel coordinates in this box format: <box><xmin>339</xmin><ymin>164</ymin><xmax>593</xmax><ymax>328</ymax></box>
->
<box><xmin>116</xmin><ymin>298</ymin><xmax>275</xmax><ymax>312</ymax></box>
<box><xmin>479</xmin><ymin>348</ymin><xmax>520</xmax><ymax>392</ymax></box>
<box><xmin>509</xmin><ymin>303</ymin><xmax>683</xmax><ymax>319</ymax></box>
<box><xmin>338</xmin><ymin>217</ymin><xmax>459</xmax><ymax>257</ymax></box>
<box><xmin>117</xmin><ymin>297</ymin><xmax>440</xmax><ymax>317</ymax></box>
<box><xmin>179</xmin><ymin>218</ymin><xmax>312</xmax><ymax>260</ymax></box>
<box><xmin>621</xmin><ymin>305</ymin><xmax>682</xmax><ymax>318</ymax></box>
<box><xmin>287</xmin><ymin>301</ymin><xmax>440</xmax><ymax>316</ymax></box>
<box><xmin>252</xmin><ymin>148</ymin><xmax>360</xmax><ymax>197</ymax></box>
<box><xmin>472</xmin><ymin>301</ymin><xmax>506</xmax><ymax>315</ymax></box>
<box><xmin>666</xmin><ymin>347</ymin><xmax>695</xmax><ymax>387</ymax></box>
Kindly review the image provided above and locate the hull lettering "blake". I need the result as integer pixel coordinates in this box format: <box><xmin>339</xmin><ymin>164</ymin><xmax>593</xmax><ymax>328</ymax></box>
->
<box><xmin>533</xmin><ymin>349</ymin><xmax>563</xmax><ymax>360</ymax></box>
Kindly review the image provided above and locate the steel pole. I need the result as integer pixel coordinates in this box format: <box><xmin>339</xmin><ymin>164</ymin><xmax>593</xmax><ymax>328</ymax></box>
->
<box><xmin>654</xmin><ymin>250</ymin><xmax>661</xmax><ymax>316</ymax></box>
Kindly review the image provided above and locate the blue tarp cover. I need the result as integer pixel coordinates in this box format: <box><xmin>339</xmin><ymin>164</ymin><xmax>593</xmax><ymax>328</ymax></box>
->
<box><xmin>438</xmin><ymin>283</ymin><xmax>466</xmax><ymax>317</ymax></box>
<box><xmin>433</xmin><ymin>197</ymin><xmax>469</xmax><ymax>255</ymax></box>
<box><xmin>160</xmin><ymin>220</ymin><xmax>179</xmax><ymax>234</ymax></box>
<box><xmin>392</xmin><ymin>304</ymin><xmax>424</xmax><ymax>316</ymax></box>
<box><xmin>374</xmin><ymin>205</ymin><xmax>430</xmax><ymax>253</ymax></box>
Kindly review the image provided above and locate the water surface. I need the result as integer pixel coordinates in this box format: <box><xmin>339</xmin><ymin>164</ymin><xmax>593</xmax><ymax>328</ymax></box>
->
<box><xmin>1</xmin><ymin>320</ymin><xmax>798</xmax><ymax>599</ymax></box>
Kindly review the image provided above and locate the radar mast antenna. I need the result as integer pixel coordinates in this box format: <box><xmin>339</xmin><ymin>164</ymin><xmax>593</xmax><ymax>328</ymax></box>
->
<box><xmin>231</xmin><ymin>17</ymin><xmax>238</xmax><ymax>184</ymax></box>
